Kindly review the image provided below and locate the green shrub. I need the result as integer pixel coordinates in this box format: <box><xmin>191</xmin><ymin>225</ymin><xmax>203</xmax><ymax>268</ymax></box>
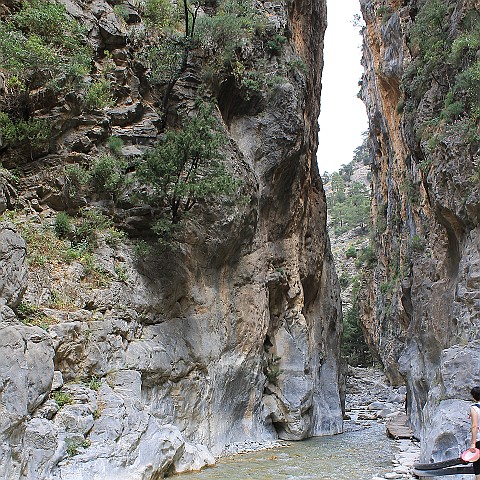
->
<box><xmin>90</xmin><ymin>154</ymin><xmax>127</xmax><ymax>196</ymax></box>
<box><xmin>113</xmin><ymin>4</ymin><xmax>130</xmax><ymax>21</ymax></box>
<box><xmin>142</xmin><ymin>0</ymin><xmax>179</xmax><ymax>29</ymax></box>
<box><xmin>54</xmin><ymin>212</ymin><xmax>72</xmax><ymax>238</ymax></box>
<box><xmin>0</xmin><ymin>0</ymin><xmax>91</xmax><ymax>86</ymax></box>
<box><xmin>286</xmin><ymin>59</ymin><xmax>307</xmax><ymax>75</ymax></box>
<box><xmin>133</xmin><ymin>240</ymin><xmax>154</xmax><ymax>258</ymax></box>
<box><xmin>345</xmin><ymin>245</ymin><xmax>357</xmax><ymax>259</ymax></box>
<box><xmin>66</xmin><ymin>440</ymin><xmax>79</xmax><ymax>457</ymax></box>
<box><xmin>65</xmin><ymin>164</ymin><xmax>91</xmax><ymax>198</ymax></box>
<box><xmin>114</xmin><ymin>264</ymin><xmax>129</xmax><ymax>283</ymax></box>
<box><xmin>342</xmin><ymin>302</ymin><xmax>373</xmax><ymax>366</ymax></box>
<box><xmin>0</xmin><ymin>112</ymin><xmax>51</xmax><ymax>150</ymax></box>
<box><xmin>52</xmin><ymin>391</ymin><xmax>74</xmax><ymax>407</ymax></box>
<box><xmin>136</xmin><ymin>103</ymin><xmax>238</xmax><ymax>239</ymax></box>
<box><xmin>74</xmin><ymin>209</ymin><xmax>113</xmax><ymax>249</ymax></box>
<box><xmin>84</xmin><ymin>78</ymin><xmax>113</xmax><ymax>110</ymax></box>
<box><xmin>107</xmin><ymin>136</ymin><xmax>124</xmax><ymax>156</ymax></box>
<box><xmin>409</xmin><ymin>234</ymin><xmax>426</xmax><ymax>253</ymax></box>
<box><xmin>339</xmin><ymin>272</ymin><xmax>351</xmax><ymax>288</ymax></box>
<box><xmin>440</xmin><ymin>91</ymin><xmax>465</xmax><ymax>121</ymax></box>
<box><xmin>88</xmin><ymin>376</ymin><xmax>101</xmax><ymax>391</ymax></box>
<box><xmin>355</xmin><ymin>245</ymin><xmax>377</xmax><ymax>269</ymax></box>
<box><xmin>267</xmin><ymin>33</ymin><xmax>287</xmax><ymax>55</ymax></box>
<box><xmin>376</xmin><ymin>6</ymin><xmax>393</xmax><ymax>24</ymax></box>
<box><xmin>16</xmin><ymin>301</ymin><xmax>40</xmax><ymax>318</ymax></box>
<box><xmin>265</xmin><ymin>355</ymin><xmax>283</xmax><ymax>385</ymax></box>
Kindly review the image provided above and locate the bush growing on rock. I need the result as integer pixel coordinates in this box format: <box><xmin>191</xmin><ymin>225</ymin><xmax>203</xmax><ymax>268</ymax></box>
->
<box><xmin>51</xmin><ymin>391</ymin><xmax>74</xmax><ymax>408</ymax></box>
<box><xmin>54</xmin><ymin>211</ymin><xmax>73</xmax><ymax>239</ymax></box>
<box><xmin>84</xmin><ymin>78</ymin><xmax>114</xmax><ymax>111</ymax></box>
<box><xmin>0</xmin><ymin>112</ymin><xmax>51</xmax><ymax>151</ymax></box>
<box><xmin>136</xmin><ymin>103</ymin><xmax>238</xmax><ymax>241</ymax></box>
<box><xmin>90</xmin><ymin>154</ymin><xmax>128</xmax><ymax>197</ymax></box>
<box><xmin>0</xmin><ymin>0</ymin><xmax>91</xmax><ymax>87</ymax></box>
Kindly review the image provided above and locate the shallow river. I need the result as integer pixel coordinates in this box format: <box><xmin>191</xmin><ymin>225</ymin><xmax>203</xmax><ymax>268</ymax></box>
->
<box><xmin>174</xmin><ymin>422</ymin><xmax>396</xmax><ymax>480</ymax></box>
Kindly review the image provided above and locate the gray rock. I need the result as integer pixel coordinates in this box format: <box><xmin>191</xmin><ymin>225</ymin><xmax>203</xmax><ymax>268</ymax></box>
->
<box><xmin>52</xmin><ymin>371</ymin><xmax>64</xmax><ymax>391</ymax></box>
<box><xmin>0</xmin><ymin>325</ymin><xmax>55</xmax><ymax>477</ymax></box>
<box><xmin>0</xmin><ymin>223</ymin><xmax>27</xmax><ymax>307</ymax></box>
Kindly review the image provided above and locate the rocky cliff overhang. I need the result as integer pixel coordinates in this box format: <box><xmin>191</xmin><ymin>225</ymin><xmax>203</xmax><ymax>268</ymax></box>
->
<box><xmin>359</xmin><ymin>0</ymin><xmax>480</xmax><ymax>464</ymax></box>
<box><xmin>0</xmin><ymin>0</ymin><xmax>343</xmax><ymax>478</ymax></box>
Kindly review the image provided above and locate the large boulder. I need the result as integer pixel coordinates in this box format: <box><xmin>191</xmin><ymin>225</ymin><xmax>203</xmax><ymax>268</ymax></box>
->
<box><xmin>0</xmin><ymin>222</ymin><xmax>27</xmax><ymax>308</ymax></box>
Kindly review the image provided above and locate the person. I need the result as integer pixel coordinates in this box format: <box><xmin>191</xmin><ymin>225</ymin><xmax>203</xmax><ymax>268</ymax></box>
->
<box><xmin>469</xmin><ymin>386</ymin><xmax>480</xmax><ymax>479</ymax></box>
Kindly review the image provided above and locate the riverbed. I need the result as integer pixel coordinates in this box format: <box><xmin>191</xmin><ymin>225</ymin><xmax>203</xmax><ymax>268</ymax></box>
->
<box><xmin>173</xmin><ymin>421</ymin><xmax>396</xmax><ymax>480</ymax></box>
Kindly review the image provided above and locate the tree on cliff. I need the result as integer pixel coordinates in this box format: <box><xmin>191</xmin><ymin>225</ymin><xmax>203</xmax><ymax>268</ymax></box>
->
<box><xmin>136</xmin><ymin>103</ymin><xmax>238</xmax><ymax>242</ymax></box>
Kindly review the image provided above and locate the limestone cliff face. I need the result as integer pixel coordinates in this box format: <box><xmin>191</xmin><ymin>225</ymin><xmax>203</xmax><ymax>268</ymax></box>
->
<box><xmin>359</xmin><ymin>0</ymin><xmax>480</xmax><ymax>462</ymax></box>
<box><xmin>0</xmin><ymin>0</ymin><xmax>342</xmax><ymax>478</ymax></box>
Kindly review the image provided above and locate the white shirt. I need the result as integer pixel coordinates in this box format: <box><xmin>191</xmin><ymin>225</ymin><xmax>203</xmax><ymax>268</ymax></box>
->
<box><xmin>472</xmin><ymin>404</ymin><xmax>480</xmax><ymax>441</ymax></box>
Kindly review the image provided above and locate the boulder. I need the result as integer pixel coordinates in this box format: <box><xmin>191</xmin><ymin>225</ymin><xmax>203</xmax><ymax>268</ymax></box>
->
<box><xmin>0</xmin><ymin>223</ymin><xmax>27</xmax><ymax>308</ymax></box>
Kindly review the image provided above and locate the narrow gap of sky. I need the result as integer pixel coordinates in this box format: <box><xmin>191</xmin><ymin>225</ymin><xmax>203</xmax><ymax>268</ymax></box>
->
<box><xmin>317</xmin><ymin>0</ymin><xmax>368</xmax><ymax>175</ymax></box>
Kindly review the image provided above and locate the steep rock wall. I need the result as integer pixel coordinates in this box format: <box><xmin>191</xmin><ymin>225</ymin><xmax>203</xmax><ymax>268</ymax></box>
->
<box><xmin>0</xmin><ymin>0</ymin><xmax>342</xmax><ymax>478</ymax></box>
<box><xmin>359</xmin><ymin>0</ymin><xmax>480</xmax><ymax>463</ymax></box>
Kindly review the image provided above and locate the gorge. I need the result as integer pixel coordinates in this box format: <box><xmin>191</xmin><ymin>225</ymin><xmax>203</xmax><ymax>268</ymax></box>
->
<box><xmin>0</xmin><ymin>0</ymin><xmax>479</xmax><ymax>479</ymax></box>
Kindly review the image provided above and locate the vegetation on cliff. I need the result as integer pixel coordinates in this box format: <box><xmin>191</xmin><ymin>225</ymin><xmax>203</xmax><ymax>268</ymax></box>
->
<box><xmin>323</xmin><ymin>137</ymin><xmax>375</xmax><ymax>367</ymax></box>
<box><xmin>0</xmin><ymin>0</ymin><xmax>298</xmax><ymax>246</ymax></box>
<box><xmin>401</xmin><ymin>0</ymin><xmax>480</xmax><ymax>157</ymax></box>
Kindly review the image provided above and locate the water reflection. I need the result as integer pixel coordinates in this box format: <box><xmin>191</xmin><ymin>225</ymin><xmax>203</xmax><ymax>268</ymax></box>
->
<box><xmin>174</xmin><ymin>422</ymin><xmax>395</xmax><ymax>480</ymax></box>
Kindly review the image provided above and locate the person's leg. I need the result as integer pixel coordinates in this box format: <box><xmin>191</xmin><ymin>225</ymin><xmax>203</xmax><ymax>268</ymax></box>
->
<box><xmin>475</xmin><ymin>441</ymin><xmax>480</xmax><ymax>479</ymax></box>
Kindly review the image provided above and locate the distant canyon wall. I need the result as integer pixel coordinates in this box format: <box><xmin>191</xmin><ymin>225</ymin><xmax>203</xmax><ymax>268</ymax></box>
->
<box><xmin>359</xmin><ymin>0</ymin><xmax>480</xmax><ymax>462</ymax></box>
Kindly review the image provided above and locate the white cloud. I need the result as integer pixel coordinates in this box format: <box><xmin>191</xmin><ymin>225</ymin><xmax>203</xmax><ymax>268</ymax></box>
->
<box><xmin>317</xmin><ymin>0</ymin><xmax>368</xmax><ymax>174</ymax></box>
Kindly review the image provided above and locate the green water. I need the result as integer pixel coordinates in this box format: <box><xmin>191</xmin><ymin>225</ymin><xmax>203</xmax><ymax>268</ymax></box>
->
<box><xmin>174</xmin><ymin>422</ymin><xmax>395</xmax><ymax>479</ymax></box>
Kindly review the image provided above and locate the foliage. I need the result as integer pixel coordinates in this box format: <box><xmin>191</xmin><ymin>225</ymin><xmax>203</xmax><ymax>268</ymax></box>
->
<box><xmin>328</xmin><ymin>176</ymin><xmax>370</xmax><ymax>235</ymax></box>
<box><xmin>90</xmin><ymin>155</ymin><xmax>128</xmax><ymax>197</ymax></box>
<box><xmin>136</xmin><ymin>103</ymin><xmax>238</xmax><ymax>240</ymax></box>
<box><xmin>113</xmin><ymin>4</ymin><xmax>130</xmax><ymax>22</ymax></box>
<box><xmin>87</xmin><ymin>376</ymin><xmax>101</xmax><ymax>391</ymax></box>
<box><xmin>355</xmin><ymin>245</ymin><xmax>377</xmax><ymax>269</ymax></box>
<box><xmin>16</xmin><ymin>301</ymin><xmax>58</xmax><ymax>329</ymax></box>
<box><xmin>342</xmin><ymin>301</ymin><xmax>373</xmax><ymax>366</ymax></box>
<box><xmin>339</xmin><ymin>271</ymin><xmax>351</xmax><ymax>288</ymax></box>
<box><xmin>0</xmin><ymin>112</ymin><xmax>51</xmax><ymax>151</ymax></box>
<box><xmin>73</xmin><ymin>209</ymin><xmax>114</xmax><ymax>249</ymax></box>
<box><xmin>266</xmin><ymin>33</ymin><xmax>287</xmax><ymax>55</ymax></box>
<box><xmin>84</xmin><ymin>78</ymin><xmax>113</xmax><ymax>110</ymax></box>
<box><xmin>141</xmin><ymin>0</ymin><xmax>180</xmax><ymax>29</ymax></box>
<box><xmin>352</xmin><ymin>132</ymin><xmax>370</xmax><ymax>165</ymax></box>
<box><xmin>345</xmin><ymin>245</ymin><xmax>357</xmax><ymax>259</ymax></box>
<box><xmin>0</xmin><ymin>0</ymin><xmax>91</xmax><ymax>87</ymax></box>
<box><xmin>65</xmin><ymin>164</ymin><xmax>91</xmax><ymax>198</ymax></box>
<box><xmin>141</xmin><ymin>0</ymin><xmax>269</xmax><ymax>108</ymax></box>
<box><xmin>341</xmin><ymin>274</ymin><xmax>373</xmax><ymax>366</ymax></box>
<box><xmin>403</xmin><ymin>1</ymin><xmax>479</xmax><ymax>144</ymax></box>
<box><xmin>66</xmin><ymin>440</ymin><xmax>79</xmax><ymax>457</ymax></box>
<box><xmin>107</xmin><ymin>136</ymin><xmax>124</xmax><ymax>156</ymax></box>
<box><xmin>133</xmin><ymin>239</ymin><xmax>154</xmax><ymax>258</ymax></box>
<box><xmin>54</xmin><ymin>211</ymin><xmax>73</xmax><ymax>238</ymax></box>
<box><xmin>409</xmin><ymin>234</ymin><xmax>426</xmax><ymax>253</ymax></box>
<box><xmin>376</xmin><ymin>6</ymin><xmax>393</xmax><ymax>24</ymax></box>
<box><xmin>52</xmin><ymin>391</ymin><xmax>74</xmax><ymax>408</ymax></box>
<box><xmin>265</xmin><ymin>355</ymin><xmax>283</xmax><ymax>385</ymax></box>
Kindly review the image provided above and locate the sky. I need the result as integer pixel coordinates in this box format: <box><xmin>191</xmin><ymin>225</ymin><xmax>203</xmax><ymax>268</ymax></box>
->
<box><xmin>317</xmin><ymin>0</ymin><xmax>368</xmax><ymax>175</ymax></box>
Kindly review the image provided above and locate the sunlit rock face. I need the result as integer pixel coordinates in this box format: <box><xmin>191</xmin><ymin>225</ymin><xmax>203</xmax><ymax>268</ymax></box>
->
<box><xmin>359</xmin><ymin>0</ymin><xmax>480</xmax><ymax>463</ymax></box>
<box><xmin>0</xmin><ymin>0</ymin><xmax>343</xmax><ymax>478</ymax></box>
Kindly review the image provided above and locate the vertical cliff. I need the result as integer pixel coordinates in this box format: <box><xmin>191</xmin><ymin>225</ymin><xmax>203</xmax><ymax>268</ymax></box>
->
<box><xmin>359</xmin><ymin>0</ymin><xmax>480</xmax><ymax>462</ymax></box>
<box><xmin>0</xmin><ymin>0</ymin><xmax>342</xmax><ymax>478</ymax></box>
